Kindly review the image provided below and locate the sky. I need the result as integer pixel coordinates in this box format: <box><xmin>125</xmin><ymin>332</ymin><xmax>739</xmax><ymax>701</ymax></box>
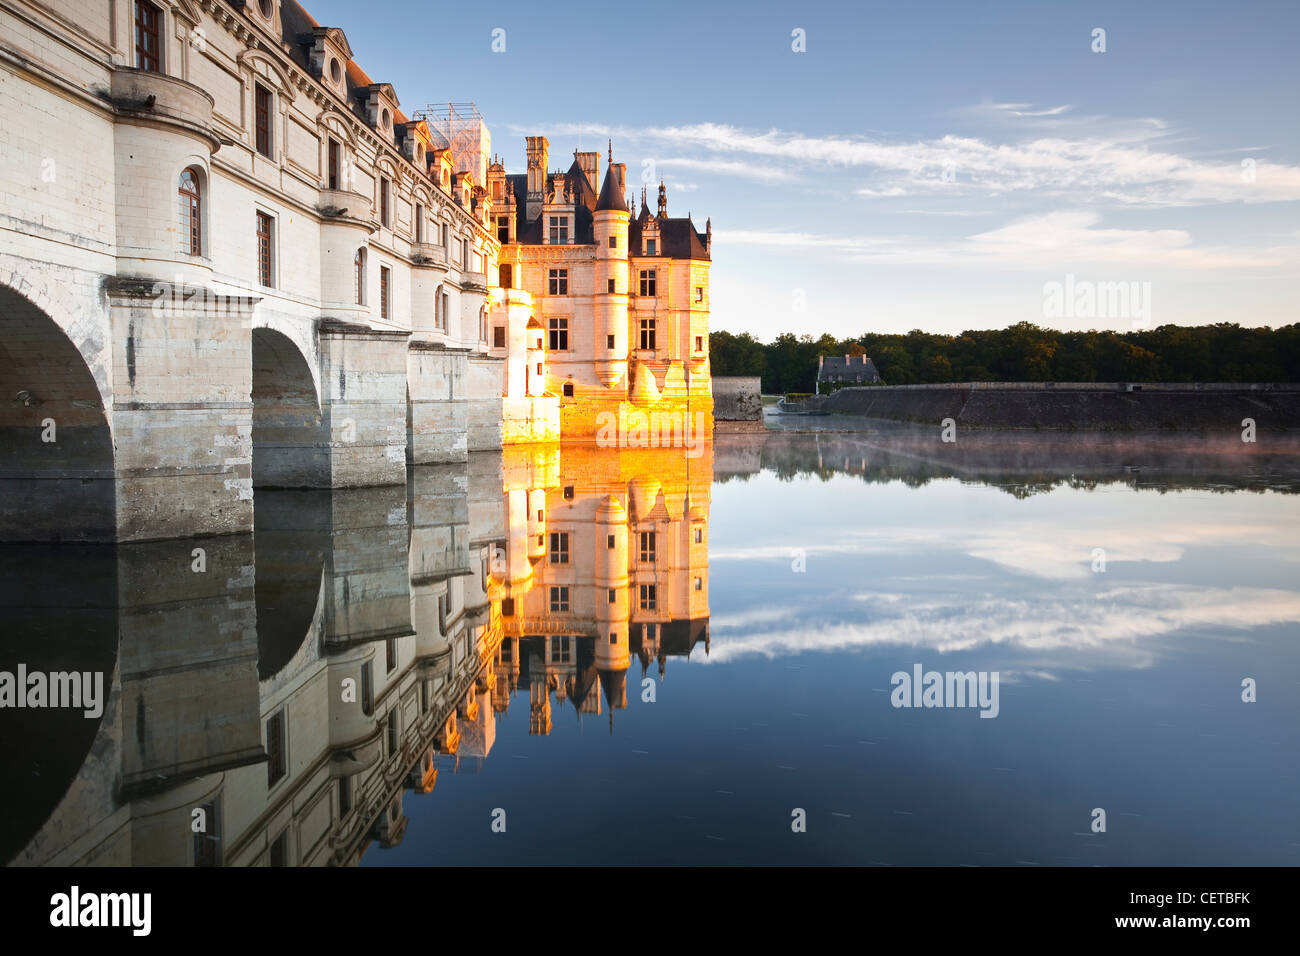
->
<box><xmin>303</xmin><ymin>0</ymin><xmax>1300</xmax><ymax>339</ymax></box>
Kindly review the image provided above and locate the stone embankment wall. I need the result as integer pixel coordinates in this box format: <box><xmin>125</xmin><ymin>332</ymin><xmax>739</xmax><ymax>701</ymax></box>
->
<box><xmin>811</xmin><ymin>383</ymin><xmax>1300</xmax><ymax>432</ymax></box>
<box><xmin>712</xmin><ymin>377</ymin><xmax>765</xmax><ymax>432</ymax></box>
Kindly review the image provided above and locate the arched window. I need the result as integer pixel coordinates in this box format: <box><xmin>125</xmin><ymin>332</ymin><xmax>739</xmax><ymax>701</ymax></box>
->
<box><xmin>354</xmin><ymin>248</ymin><xmax>366</xmax><ymax>305</ymax></box>
<box><xmin>178</xmin><ymin>167</ymin><xmax>202</xmax><ymax>256</ymax></box>
<box><xmin>479</xmin><ymin>306</ymin><xmax>487</xmax><ymax>342</ymax></box>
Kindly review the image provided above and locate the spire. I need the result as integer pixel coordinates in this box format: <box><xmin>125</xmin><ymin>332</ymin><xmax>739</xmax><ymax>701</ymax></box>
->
<box><xmin>657</xmin><ymin>179</ymin><xmax>667</xmax><ymax>218</ymax></box>
<box><xmin>595</xmin><ymin>145</ymin><xmax>624</xmax><ymax>212</ymax></box>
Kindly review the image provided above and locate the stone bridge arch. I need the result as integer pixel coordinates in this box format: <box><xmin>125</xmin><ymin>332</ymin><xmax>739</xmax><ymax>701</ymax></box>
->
<box><xmin>251</xmin><ymin>325</ymin><xmax>327</xmax><ymax>488</ymax></box>
<box><xmin>0</xmin><ymin>275</ymin><xmax>115</xmax><ymax>540</ymax></box>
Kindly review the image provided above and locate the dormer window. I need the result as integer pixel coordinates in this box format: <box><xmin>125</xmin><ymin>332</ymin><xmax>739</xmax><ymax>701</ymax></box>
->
<box><xmin>381</xmin><ymin>108</ymin><xmax>391</xmax><ymax>130</ymax></box>
<box><xmin>646</xmin><ymin>239</ymin><xmax>657</xmax><ymax>255</ymax></box>
<box><xmin>329</xmin><ymin>59</ymin><xmax>341</xmax><ymax>83</ymax></box>
<box><xmin>547</xmin><ymin>216</ymin><xmax>569</xmax><ymax>244</ymax></box>
<box><xmin>327</xmin><ymin>138</ymin><xmax>340</xmax><ymax>189</ymax></box>
<box><xmin>254</xmin><ymin>84</ymin><xmax>273</xmax><ymax>158</ymax></box>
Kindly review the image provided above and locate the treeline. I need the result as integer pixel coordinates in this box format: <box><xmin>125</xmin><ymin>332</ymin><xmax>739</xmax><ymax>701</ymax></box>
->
<box><xmin>710</xmin><ymin>322</ymin><xmax>1300</xmax><ymax>395</ymax></box>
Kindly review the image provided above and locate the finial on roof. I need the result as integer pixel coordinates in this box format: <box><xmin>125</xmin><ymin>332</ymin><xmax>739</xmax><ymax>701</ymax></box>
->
<box><xmin>607</xmin><ymin>139</ymin><xmax>612</xmax><ymax>163</ymax></box>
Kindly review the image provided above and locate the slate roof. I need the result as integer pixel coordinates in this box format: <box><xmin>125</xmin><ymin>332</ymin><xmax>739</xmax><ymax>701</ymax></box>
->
<box><xmin>818</xmin><ymin>355</ymin><xmax>881</xmax><ymax>382</ymax></box>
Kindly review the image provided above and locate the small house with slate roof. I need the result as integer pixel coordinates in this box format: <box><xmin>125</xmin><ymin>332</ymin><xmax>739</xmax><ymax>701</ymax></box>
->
<box><xmin>818</xmin><ymin>354</ymin><xmax>882</xmax><ymax>390</ymax></box>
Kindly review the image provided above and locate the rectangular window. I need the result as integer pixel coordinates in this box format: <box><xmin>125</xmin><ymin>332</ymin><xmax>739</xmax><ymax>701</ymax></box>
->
<box><xmin>460</xmin><ymin>238</ymin><xmax>468</xmax><ymax>266</ymax></box>
<box><xmin>639</xmin><ymin>530</ymin><xmax>656</xmax><ymax>563</ymax></box>
<box><xmin>695</xmin><ymin>576</ymin><xmax>703</xmax><ymax>591</ymax></box>
<box><xmin>695</xmin><ymin>336</ymin><xmax>703</xmax><ymax>352</ymax></box>
<box><xmin>338</xmin><ymin>777</ymin><xmax>352</xmax><ymax>818</ymax></box>
<box><xmin>639</xmin><ymin>318</ymin><xmax>656</xmax><ymax>351</ymax></box>
<box><xmin>387</xmin><ymin>713</ymin><xmax>398</xmax><ymax>756</ymax></box>
<box><xmin>328</xmin><ymin>139</ymin><xmax>340</xmax><ymax>190</ymax></box>
<box><xmin>256</xmin><ymin>211</ymin><xmax>274</xmax><ymax>287</ymax></box>
<box><xmin>608</xmin><ymin>278</ymin><xmax>616</xmax><ymax>294</ymax></box>
<box><xmin>421</xmin><ymin>680</ymin><xmax>429</xmax><ymax>713</ymax></box>
<box><xmin>640</xmin><ymin>584</ymin><xmax>657</xmax><ymax>611</ymax></box>
<box><xmin>414</xmin><ymin>203</ymin><xmax>424</xmax><ymax>243</ymax></box>
<box><xmin>695</xmin><ymin>286</ymin><xmax>704</xmax><ymax>302</ymax></box>
<box><xmin>380</xmin><ymin>177</ymin><xmax>390</xmax><ymax>227</ymax></box>
<box><xmin>441</xmin><ymin>222</ymin><xmax>448</xmax><ymax>248</ymax></box>
<box><xmin>549</xmin><ymin>531</ymin><xmax>569</xmax><ymax>564</ymax></box>
<box><xmin>385</xmin><ymin>637</ymin><xmax>396</xmax><ymax>672</ymax></box>
<box><xmin>361</xmin><ymin>661</ymin><xmax>373</xmax><ymax>716</ymax></box>
<box><xmin>608</xmin><ymin>588</ymin><xmax>616</xmax><ymax>604</ymax></box>
<box><xmin>548</xmin><ymin>216</ymin><xmax>569</xmax><ymax>244</ymax></box>
<box><xmin>550</xmin><ymin>636</ymin><xmax>571</xmax><ymax>664</ymax></box>
<box><xmin>380</xmin><ymin>265</ymin><xmax>391</xmax><ymax>320</ymax></box>
<box><xmin>607</xmin><ymin>334</ymin><xmax>616</xmax><ymax>350</ymax></box>
<box><xmin>497</xmin><ymin>216</ymin><xmax>510</xmax><ymax>244</ymax></box>
<box><xmin>548</xmin><ymin>268</ymin><xmax>568</xmax><ymax>295</ymax></box>
<box><xmin>646</xmin><ymin>239</ymin><xmax>656</xmax><ymax>255</ymax></box>
<box><xmin>695</xmin><ymin>528</ymin><xmax>703</xmax><ymax>544</ymax></box>
<box><xmin>549</xmin><ymin>586</ymin><xmax>569</xmax><ymax>612</ymax></box>
<box><xmin>269</xmin><ymin>830</ymin><xmax>287</xmax><ymax>867</ymax></box>
<box><xmin>134</xmin><ymin>1</ymin><xmax>161</xmax><ymax>73</ymax></box>
<box><xmin>254</xmin><ymin>84</ymin><xmax>272</xmax><ymax>158</ymax></box>
<box><xmin>548</xmin><ymin>317</ymin><xmax>569</xmax><ymax>351</ymax></box>
<box><xmin>493</xmin><ymin>326</ymin><xmax>506</xmax><ymax>348</ymax></box>
<box><xmin>193</xmin><ymin>801</ymin><xmax>219</xmax><ymax>866</ymax></box>
<box><xmin>266</xmin><ymin>710</ymin><xmax>286</xmax><ymax>787</ymax></box>
<box><xmin>607</xmin><ymin>533</ymin><xmax>615</xmax><ymax>549</ymax></box>
<box><xmin>609</xmin><ymin>236</ymin><xmax>617</xmax><ymax>249</ymax></box>
<box><xmin>639</xmin><ymin>270</ymin><xmax>657</xmax><ymax>297</ymax></box>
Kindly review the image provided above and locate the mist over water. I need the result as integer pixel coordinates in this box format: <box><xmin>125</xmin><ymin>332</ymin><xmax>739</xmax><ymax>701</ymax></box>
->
<box><xmin>4</xmin><ymin>434</ymin><xmax>1297</xmax><ymax>865</ymax></box>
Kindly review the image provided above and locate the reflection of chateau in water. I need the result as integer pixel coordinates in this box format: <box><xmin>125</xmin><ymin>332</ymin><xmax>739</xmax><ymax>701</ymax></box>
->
<box><xmin>1</xmin><ymin>445</ymin><xmax>710</xmax><ymax>866</ymax></box>
<box><xmin>493</xmin><ymin>445</ymin><xmax>712</xmax><ymax>736</ymax></box>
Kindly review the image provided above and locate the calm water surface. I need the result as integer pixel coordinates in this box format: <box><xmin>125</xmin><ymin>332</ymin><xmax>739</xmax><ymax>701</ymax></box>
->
<box><xmin>4</xmin><ymin>431</ymin><xmax>1298</xmax><ymax>866</ymax></box>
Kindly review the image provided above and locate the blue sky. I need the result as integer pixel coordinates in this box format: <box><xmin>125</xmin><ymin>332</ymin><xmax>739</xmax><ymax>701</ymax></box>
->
<box><xmin>305</xmin><ymin>0</ymin><xmax>1300</xmax><ymax>338</ymax></box>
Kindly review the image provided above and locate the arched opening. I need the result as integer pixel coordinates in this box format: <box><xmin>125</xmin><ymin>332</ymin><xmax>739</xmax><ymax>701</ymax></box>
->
<box><xmin>0</xmin><ymin>283</ymin><xmax>114</xmax><ymax>540</ymax></box>
<box><xmin>251</xmin><ymin>327</ymin><xmax>325</xmax><ymax>488</ymax></box>
<box><xmin>354</xmin><ymin>247</ymin><xmax>366</xmax><ymax>306</ymax></box>
<box><xmin>178</xmin><ymin>166</ymin><xmax>203</xmax><ymax>256</ymax></box>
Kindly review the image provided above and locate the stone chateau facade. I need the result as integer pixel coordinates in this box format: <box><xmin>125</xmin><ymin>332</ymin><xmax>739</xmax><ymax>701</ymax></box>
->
<box><xmin>0</xmin><ymin>0</ymin><xmax>713</xmax><ymax>542</ymax></box>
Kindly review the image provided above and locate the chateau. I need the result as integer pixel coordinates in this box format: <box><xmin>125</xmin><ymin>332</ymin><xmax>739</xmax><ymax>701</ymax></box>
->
<box><xmin>0</xmin><ymin>0</ymin><xmax>713</xmax><ymax>543</ymax></box>
<box><xmin>487</xmin><ymin>140</ymin><xmax>714</xmax><ymax>441</ymax></box>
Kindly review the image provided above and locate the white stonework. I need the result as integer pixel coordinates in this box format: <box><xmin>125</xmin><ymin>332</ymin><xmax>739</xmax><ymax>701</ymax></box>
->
<box><xmin>0</xmin><ymin>0</ymin><xmax>507</xmax><ymax>540</ymax></box>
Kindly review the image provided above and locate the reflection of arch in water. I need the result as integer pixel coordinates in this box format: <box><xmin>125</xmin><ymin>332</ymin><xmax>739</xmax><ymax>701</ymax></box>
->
<box><xmin>253</xmin><ymin>488</ymin><xmax>329</xmax><ymax>680</ymax></box>
<box><xmin>0</xmin><ymin>283</ymin><xmax>115</xmax><ymax>540</ymax></box>
<box><xmin>251</xmin><ymin>327</ymin><xmax>325</xmax><ymax>488</ymax></box>
<box><xmin>0</xmin><ymin>543</ymin><xmax>119</xmax><ymax>864</ymax></box>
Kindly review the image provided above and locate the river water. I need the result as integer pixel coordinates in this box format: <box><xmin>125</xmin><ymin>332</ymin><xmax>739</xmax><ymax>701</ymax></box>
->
<box><xmin>3</xmin><ymin>430</ymin><xmax>1298</xmax><ymax>865</ymax></box>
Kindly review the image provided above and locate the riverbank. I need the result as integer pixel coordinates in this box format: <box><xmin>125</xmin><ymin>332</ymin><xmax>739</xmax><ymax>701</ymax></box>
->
<box><xmin>789</xmin><ymin>383</ymin><xmax>1300</xmax><ymax>432</ymax></box>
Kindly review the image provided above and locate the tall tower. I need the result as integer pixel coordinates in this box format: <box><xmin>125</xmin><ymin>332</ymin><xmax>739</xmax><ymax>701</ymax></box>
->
<box><xmin>592</xmin><ymin>143</ymin><xmax>629</xmax><ymax>389</ymax></box>
<box><xmin>525</xmin><ymin>136</ymin><xmax>549</xmax><ymax>221</ymax></box>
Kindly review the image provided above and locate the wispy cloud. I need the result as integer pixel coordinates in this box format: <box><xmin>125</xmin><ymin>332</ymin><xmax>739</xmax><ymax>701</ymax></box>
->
<box><xmin>716</xmin><ymin>211</ymin><xmax>1300</xmax><ymax>271</ymax></box>
<box><xmin>527</xmin><ymin>118</ymin><xmax>1300</xmax><ymax>208</ymax></box>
